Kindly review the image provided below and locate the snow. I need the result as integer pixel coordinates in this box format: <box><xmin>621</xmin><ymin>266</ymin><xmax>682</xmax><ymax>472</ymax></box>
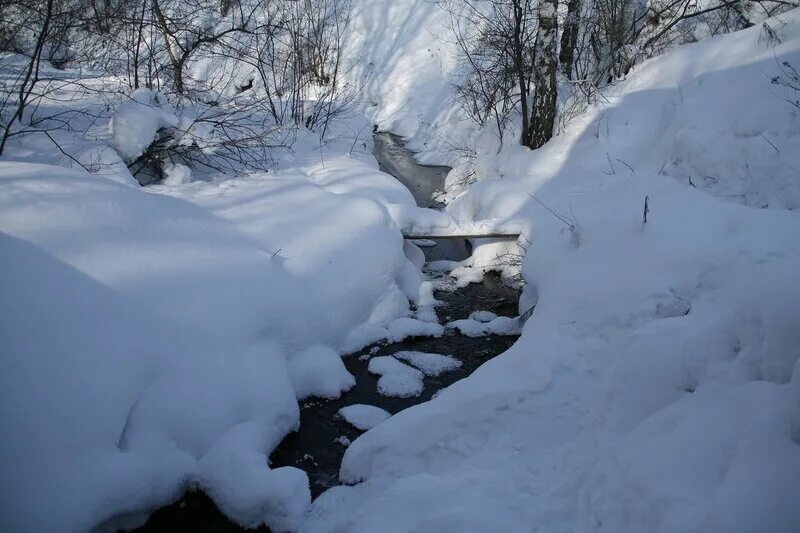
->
<box><xmin>110</xmin><ymin>89</ymin><xmax>178</xmax><ymax>161</ymax></box>
<box><xmin>4</xmin><ymin>0</ymin><xmax>800</xmax><ymax>530</ymax></box>
<box><xmin>448</xmin><ymin>315</ymin><xmax>521</xmax><ymax>337</ymax></box>
<box><xmin>289</xmin><ymin>345</ymin><xmax>355</xmax><ymax>400</ymax></box>
<box><xmin>448</xmin><ymin>265</ymin><xmax>485</xmax><ymax>287</ymax></box>
<box><xmin>338</xmin><ymin>405</ymin><xmax>392</xmax><ymax>431</ymax></box>
<box><xmin>0</xmin><ymin>115</ymin><xmax>422</xmax><ymax>529</ymax></box>
<box><xmin>414</xmin><ymin>281</ymin><xmax>440</xmax><ymax>323</ymax></box>
<box><xmin>392</xmin><ymin>351</ymin><xmax>461</xmax><ymax>377</ymax></box>
<box><xmin>300</xmin><ymin>8</ymin><xmax>800</xmax><ymax>533</ymax></box>
<box><xmin>469</xmin><ymin>310</ymin><xmax>497</xmax><ymax>322</ymax></box>
<box><xmin>368</xmin><ymin>356</ymin><xmax>426</xmax><ymax>398</ymax></box>
<box><xmin>387</xmin><ymin>317</ymin><xmax>445</xmax><ymax>342</ymax></box>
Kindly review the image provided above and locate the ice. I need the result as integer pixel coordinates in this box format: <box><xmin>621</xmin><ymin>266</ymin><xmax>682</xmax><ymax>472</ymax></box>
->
<box><xmin>338</xmin><ymin>405</ymin><xmax>392</xmax><ymax>431</ymax></box>
<box><xmin>368</xmin><ymin>356</ymin><xmax>425</xmax><ymax>398</ymax></box>
<box><xmin>392</xmin><ymin>351</ymin><xmax>461</xmax><ymax>377</ymax></box>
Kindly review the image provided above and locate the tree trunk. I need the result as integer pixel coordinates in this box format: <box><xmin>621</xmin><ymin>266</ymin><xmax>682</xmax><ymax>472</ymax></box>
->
<box><xmin>527</xmin><ymin>0</ymin><xmax>558</xmax><ymax>149</ymax></box>
<box><xmin>559</xmin><ymin>0</ymin><xmax>580</xmax><ymax>78</ymax></box>
<box><xmin>513</xmin><ymin>0</ymin><xmax>531</xmax><ymax>147</ymax></box>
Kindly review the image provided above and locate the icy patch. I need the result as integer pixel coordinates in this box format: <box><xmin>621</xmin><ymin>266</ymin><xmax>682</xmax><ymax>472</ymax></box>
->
<box><xmin>368</xmin><ymin>356</ymin><xmax>425</xmax><ymax>398</ymax></box>
<box><xmin>338</xmin><ymin>405</ymin><xmax>392</xmax><ymax>431</ymax></box>
<box><xmin>393</xmin><ymin>351</ymin><xmax>461</xmax><ymax>377</ymax></box>
<box><xmin>288</xmin><ymin>345</ymin><xmax>355</xmax><ymax>400</ymax></box>
<box><xmin>411</xmin><ymin>239</ymin><xmax>437</xmax><ymax>247</ymax></box>
<box><xmin>448</xmin><ymin>316</ymin><xmax>521</xmax><ymax>337</ymax></box>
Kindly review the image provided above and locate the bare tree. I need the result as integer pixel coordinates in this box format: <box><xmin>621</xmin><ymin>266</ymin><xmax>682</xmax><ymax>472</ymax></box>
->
<box><xmin>0</xmin><ymin>0</ymin><xmax>55</xmax><ymax>155</ymax></box>
<box><xmin>442</xmin><ymin>0</ymin><xmax>537</xmax><ymax>147</ymax></box>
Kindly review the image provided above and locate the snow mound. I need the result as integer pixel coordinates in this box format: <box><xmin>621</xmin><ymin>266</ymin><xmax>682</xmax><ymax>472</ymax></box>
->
<box><xmin>289</xmin><ymin>345</ymin><xmax>355</xmax><ymax>400</ymax></box>
<box><xmin>338</xmin><ymin>405</ymin><xmax>392</xmax><ymax>431</ymax></box>
<box><xmin>368</xmin><ymin>356</ymin><xmax>425</xmax><ymax>398</ymax></box>
<box><xmin>110</xmin><ymin>88</ymin><xmax>177</xmax><ymax>160</ymax></box>
<box><xmin>195</xmin><ymin>424</ymin><xmax>310</xmax><ymax>531</ymax></box>
<box><xmin>393</xmin><ymin>351</ymin><xmax>461</xmax><ymax>377</ymax></box>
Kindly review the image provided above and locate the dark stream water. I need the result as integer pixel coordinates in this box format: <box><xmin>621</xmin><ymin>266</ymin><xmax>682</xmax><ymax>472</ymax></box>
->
<box><xmin>131</xmin><ymin>133</ymin><xmax>520</xmax><ymax>532</ymax></box>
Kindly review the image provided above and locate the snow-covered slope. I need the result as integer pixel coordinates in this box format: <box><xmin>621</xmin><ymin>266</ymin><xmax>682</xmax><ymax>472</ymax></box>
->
<box><xmin>303</xmin><ymin>10</ymin><xmax>800</xmax><ymax>533</ymax></box>
<box><xmin>342</xmin><ymin>0</ymin><xmax>468</xmax><ymax>163</ymax></box>
<box><xmin>452</xmin><ymin>9</ymin><xmax>800</xmax><ymax>212</ymax></box>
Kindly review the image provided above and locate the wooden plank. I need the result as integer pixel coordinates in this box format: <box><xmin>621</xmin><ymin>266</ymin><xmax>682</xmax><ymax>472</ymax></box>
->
<box><xmin>402</xmin><ymin>232</ymin><xmax>521</xmax><ymax>240</ymax></box>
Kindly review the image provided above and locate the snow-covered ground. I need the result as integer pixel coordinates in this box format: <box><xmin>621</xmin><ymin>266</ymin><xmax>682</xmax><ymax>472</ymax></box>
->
<box><xmin>299</xmin><ymin>7</ymin><xmax>800</xmax><ymax>533</ymax></box>
<box><xmin>0</xmin><ymin>76</ymin><xmax>429</xmax><ymax>530</ymax></box>
<box><xmin>2</xmin><ymin>0</ymin><xmax>800</xmax><ymax>531</ymax></box>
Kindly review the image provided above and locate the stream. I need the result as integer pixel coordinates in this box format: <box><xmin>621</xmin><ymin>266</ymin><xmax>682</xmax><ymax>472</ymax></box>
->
<box><xmin>133</xmin><ymin>132</ymin><xmax>520</xmax><ymax>532</ymax></box>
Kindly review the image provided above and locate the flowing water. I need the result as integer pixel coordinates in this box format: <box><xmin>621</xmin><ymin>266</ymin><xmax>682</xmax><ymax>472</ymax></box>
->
<box><xmin>132</xmin><ymin>132</ymin><xmax>520</xmax><ymax>532</ymax></box>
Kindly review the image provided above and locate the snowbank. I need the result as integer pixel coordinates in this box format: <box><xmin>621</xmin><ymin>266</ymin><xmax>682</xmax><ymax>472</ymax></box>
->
<box><xmin>306</xmin><ymin>170</ymin><xmax>800</xmax><ymax>533</ymax></box>
<box><xmin>0</xmin><ymin>151</ymin><xmax>420</xmax><ymax>530</ymax></box>
<box><xmin>303</xmin><ymin>11</ymin><xmax>800</xmax><ymax>533</ymax></box>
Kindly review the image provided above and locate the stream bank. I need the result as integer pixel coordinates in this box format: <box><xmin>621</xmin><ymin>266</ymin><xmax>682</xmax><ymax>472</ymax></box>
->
<box><xmin>133</xmin><ymin>132</ymin><xmax>520</xmax><ymax>532</ymax></box>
